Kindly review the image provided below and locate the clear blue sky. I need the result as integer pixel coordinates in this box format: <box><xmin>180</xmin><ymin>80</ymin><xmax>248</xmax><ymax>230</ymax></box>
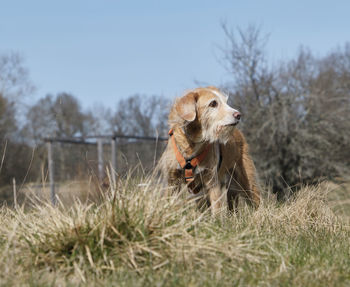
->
<box><xmin>1</xmin><ymin>0</ymin><xmax>349</xmax><ymax>108</ymax></box>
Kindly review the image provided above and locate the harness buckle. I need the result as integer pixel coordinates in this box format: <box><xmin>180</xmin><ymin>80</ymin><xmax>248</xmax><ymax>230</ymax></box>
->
<box><xmin>184</xmin><ymin>160</ymin><xmax>193</xmax><ymax>170</ymax></box>
<box><xmin>184</xmin><ymin>168</ymin><xmax>195</xmax><ymax>182</ymax></box>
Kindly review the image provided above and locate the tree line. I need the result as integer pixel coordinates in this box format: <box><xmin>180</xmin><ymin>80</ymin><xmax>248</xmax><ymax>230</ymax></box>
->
<box><xmin>0</xmin><ymin>26</ymin><xmax>349</xmax><ymax>198</ymax></box>
<box><xmin>223</xmin><ymin>26</ymin><xmax>350</xmax><ymax>198</ymax></box>
<box><xmin>0</xmin><ymin>53</ymin><xmax>170</xmax><ymax>187</ymax></box>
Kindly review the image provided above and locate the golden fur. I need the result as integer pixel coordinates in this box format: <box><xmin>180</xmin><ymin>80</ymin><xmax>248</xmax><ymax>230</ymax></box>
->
<box><xmin>159</xmin><ymin>86</ymin><xmax>260</xmax><ymax>214</ymax></box>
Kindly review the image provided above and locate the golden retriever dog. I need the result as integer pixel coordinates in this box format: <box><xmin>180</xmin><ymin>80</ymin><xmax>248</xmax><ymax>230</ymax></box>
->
<box><xmin>159</xmin><ymin>86</ymin><xmax>260</xmax><ymax>214</ymax></box>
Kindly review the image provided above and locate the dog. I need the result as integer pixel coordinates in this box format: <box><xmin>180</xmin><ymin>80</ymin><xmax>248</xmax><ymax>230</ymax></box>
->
<box><xmin>159</xmin><ymin>86</ymin><xmax>260</xmax><ymax>214</ymax></box>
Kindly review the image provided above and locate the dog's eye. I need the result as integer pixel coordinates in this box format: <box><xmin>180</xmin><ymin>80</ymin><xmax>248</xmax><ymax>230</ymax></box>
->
<box><xmin>209</xmin><ymin>100</ymin><xmax>218</xmax><ymax>108</ymax></box>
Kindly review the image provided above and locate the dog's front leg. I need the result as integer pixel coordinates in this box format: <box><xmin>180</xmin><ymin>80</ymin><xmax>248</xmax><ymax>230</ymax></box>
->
<box><xmin>208</xmin><ymin>184</ymin><xmax>227</xmax><ymax>216</ymax></box>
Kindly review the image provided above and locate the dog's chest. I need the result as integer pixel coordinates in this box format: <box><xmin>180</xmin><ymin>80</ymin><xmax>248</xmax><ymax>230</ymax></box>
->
<box><xmin>169</xmin><ymin>142</ymin><xmax>222</xmax><ymax>193</ymax></box>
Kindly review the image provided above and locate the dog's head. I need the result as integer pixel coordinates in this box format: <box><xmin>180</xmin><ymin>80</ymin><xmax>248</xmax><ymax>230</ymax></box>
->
<box><xmin>169</xmin><ymin>86</ymin><xmax>241</xmax><ymax>144</ymax></box>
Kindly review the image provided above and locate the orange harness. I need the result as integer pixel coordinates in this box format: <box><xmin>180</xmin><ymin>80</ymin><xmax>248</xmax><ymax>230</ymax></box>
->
<box><xmin>168</xmin><ymin>129</ymin><xmax>212</xmax><ymax>182</ymax></box>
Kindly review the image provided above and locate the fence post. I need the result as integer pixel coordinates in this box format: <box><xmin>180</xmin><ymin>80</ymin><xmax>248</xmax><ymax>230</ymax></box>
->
<box><xmin>97</xmin><ymin>139</ymin><xmax>104</xmax><ymax>182</ymax></box>
<box><xmin>111</xmin><ymin>137</ymin><xmax>117</xmax><ymax>186</ymax></box>
<box><xmin>12</xmin><ymin>177</ymin><xmax>17</xmax><ymax>209</ymax></box>
<box><xmin>47</xmin><ymin>141</ymin><xmax>56</xmax><ymax>205</ymax></box>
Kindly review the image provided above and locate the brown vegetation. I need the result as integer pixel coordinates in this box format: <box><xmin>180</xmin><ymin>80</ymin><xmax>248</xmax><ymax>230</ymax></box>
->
<box><xmin>222</xmin><ymin>25</ymin><xmax>350</xmax><ymax>198</ymax></box>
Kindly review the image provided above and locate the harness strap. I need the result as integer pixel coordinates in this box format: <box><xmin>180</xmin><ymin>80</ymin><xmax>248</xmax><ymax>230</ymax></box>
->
<box><xmin>169</xmin><ymin>129</ymin><xmax>212</xmax><ymax>182</ymax></box>
<box><xmin>218</xmin><ymin>144</ymin><xmax>223</xmax><ymax>171</ymax></box>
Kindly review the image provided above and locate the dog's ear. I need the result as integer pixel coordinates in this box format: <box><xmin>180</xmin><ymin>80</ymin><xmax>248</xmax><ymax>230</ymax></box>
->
<box><xmin>175</xmin><ymin>92</ymin><xmax>198</xmax><ymax>122</ymax></box>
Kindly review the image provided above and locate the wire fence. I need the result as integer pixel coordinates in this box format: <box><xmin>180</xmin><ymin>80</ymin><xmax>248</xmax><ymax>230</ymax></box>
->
<box><xmin>44</xmin><ymin>134</ymin><xmax>168</xmax><ymax>205</ymax></box>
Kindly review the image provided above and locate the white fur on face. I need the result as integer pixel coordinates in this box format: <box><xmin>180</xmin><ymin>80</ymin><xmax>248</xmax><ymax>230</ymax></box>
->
<box><xmin>200</xmin><ymin>89</ymin><xmax>240</xmax><ymax>144</ymax></box>
<box><xmin>208</xmin><ymin>88</ymin><xmax>229</xmax><ymax>102</ymax></box>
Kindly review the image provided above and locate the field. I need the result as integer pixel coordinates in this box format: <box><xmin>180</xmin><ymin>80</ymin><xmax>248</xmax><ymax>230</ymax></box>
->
<box><xmin>0</xmin><ymin>179</ymin><xmax>349</xmax><ymax>286</ymax></box>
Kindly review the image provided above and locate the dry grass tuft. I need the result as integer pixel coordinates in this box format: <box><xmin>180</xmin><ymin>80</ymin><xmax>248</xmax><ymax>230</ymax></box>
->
<box><xmin>0</xmin><ymin>177</ymin><xmax>349</xmax><ymax>286</ymax></box>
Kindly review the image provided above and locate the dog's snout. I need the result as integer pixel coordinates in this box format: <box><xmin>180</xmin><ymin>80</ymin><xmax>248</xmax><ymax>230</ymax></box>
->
<box><xmin>233</xmin><ymin>111</ymin><xmax>241</xmax><ymax>120</ymax></box>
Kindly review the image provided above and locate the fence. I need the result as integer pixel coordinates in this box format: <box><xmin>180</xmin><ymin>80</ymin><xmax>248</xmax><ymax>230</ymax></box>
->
<box><xmin>44</xmin><ymin>134</ymin><xmax>168</xmax><ymax>205</ymax></box>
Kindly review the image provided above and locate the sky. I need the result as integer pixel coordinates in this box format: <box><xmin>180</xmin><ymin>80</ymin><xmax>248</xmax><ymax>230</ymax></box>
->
<box><xmin>1</xmin><ymin>0</ymin><xmax>350</xmax><ymax>109</ymax></box>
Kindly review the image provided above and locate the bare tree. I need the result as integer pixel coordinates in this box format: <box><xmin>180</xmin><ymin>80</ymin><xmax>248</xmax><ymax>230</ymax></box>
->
<box><xmin>26</xmin><ymin>93</ymin><xmax>94</xmax><ymax>142</ymax></box>
<box><xmin>85</xmin><ymin>104</ymin><xmax>113</xmax><ymax>135</ymax></box>
<box><xmin>0</xmin><ymin>94</ymin><xmax>17</xmax><ymax>140</ymax></box>
<box><xmin>222</xmin><ymin>25</ymin><xmax>350</xmax><ymax>199</ymax></box>
<box><xmin>0</xmin><ymin>54</ymin><xmax>36</xmax><ymax>186</ymax></box>
<box><xmin>0</xmin><ymin>53</ymin><xmax>34</xmax><ymax>100</ymax></box>
<box><xmin>110</xmin><ymin>94</ymin><xmax>170</xmax><ymax>137</ymax></box>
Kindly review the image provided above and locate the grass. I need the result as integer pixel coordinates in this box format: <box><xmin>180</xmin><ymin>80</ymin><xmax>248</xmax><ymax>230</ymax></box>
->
<box><xmin>0</xmin><ymin>177</ymin><xmax>349</xmax><ymax>286</ymax></box>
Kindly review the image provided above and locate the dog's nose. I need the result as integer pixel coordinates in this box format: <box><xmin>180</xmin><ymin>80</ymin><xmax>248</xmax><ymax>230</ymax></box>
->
<box><xmin>233</xmin><ymin>111</ymin><xmax>241</xmax><ymax>120</ymax></box>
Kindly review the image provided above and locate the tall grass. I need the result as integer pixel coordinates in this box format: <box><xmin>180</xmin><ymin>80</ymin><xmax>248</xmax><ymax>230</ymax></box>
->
<box><xmin>0</xmin><ymin>178</ymin><xmax>349</xmax><ymax>286</ymax></box>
